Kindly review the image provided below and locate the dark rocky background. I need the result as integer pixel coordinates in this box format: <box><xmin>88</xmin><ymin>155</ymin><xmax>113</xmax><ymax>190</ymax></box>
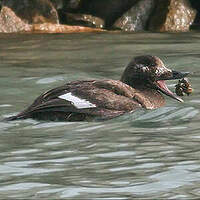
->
<box><xmin>0</xmin><ymin>0</ymin><xmax>199</xmax><ymax>33</ymax></box>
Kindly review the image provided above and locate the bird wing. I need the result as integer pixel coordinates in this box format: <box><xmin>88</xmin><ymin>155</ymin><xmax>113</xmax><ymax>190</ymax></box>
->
<box><xmin>15</xmin><ymin>80</ymin><xmax>141</xmax><ymax>120</ymax></box>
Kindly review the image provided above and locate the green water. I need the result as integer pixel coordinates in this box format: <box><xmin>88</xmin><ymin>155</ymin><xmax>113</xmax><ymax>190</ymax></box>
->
<box><xmin>0</xmin><ymin>32</ymin><xmax>200</xmax><ymax>199</ymax></box>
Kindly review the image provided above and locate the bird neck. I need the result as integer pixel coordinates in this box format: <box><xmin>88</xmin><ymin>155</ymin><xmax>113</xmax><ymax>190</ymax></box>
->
<box><xmin>134</xmin><ymin>86</ymin><xmax>166</xmax><ymax>109</ymax></box>
<box><xmin>121</xmin><ymin>78</ymin><xmax>165</xmax><ymax>109</ymax></box>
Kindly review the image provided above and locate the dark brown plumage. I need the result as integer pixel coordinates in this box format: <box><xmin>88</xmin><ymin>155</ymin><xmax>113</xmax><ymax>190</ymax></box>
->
<box><xmin>5</xmin><ymin>55</ymin><xmax>189</xmax><ymax>122</ymax></box>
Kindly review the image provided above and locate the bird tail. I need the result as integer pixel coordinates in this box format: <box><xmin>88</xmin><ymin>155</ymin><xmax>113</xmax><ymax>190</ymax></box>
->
<box><xmin>3</xmin><ymin>112</ymin><xmax>27</xmax><ymax>121</ymax></box>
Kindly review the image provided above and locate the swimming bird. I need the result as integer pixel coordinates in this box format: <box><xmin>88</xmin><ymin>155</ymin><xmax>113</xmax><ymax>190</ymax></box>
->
<box><xmin>6</xmin><ymin>55</ymin><xmax>189</xmax><ymax>121</ymax></box>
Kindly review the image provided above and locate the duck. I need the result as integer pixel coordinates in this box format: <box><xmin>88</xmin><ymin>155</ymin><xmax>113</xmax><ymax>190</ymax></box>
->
<box><xmin>5</xmin><ymin>55</ymin><xmax>189</xmax><ymax>122</ymax></box>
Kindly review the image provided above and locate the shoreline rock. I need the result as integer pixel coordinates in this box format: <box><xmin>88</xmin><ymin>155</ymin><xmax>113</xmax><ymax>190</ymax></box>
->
<box><xmin>0</xmin><ymin>7</ymin><xmax>32</xmax><ymax>33</ymax></box>
<box><xmin>70</xmin><ymin>0</ymin><xmax>139</xmax><ymax>28</ymax></box>
<box><xmin>2</xmin><ymin>0</ymin><xmax>59</xmax><ymax>24</ymax></box>
<box><xmin>65</xmin><ymin>13</ymin><xmax>105</xmax><ymax>28</ymax></box>
<box><xmin>32</xmin><ymin>23</ymin><xmax>105</xmax><ymax>33</ymax></box>
<box><xmin>113</xmin><ymin>0</ymin><xmax>155</xmax><ymax>31</ymax></box>
<box><xmin>149</xmin><ymin>0</ymin><xmax>196</xmax><ymax>32</ymax></box>
<box><xmin>0</xmin><ymin>0</ymin><xmax>199</xmax><ymax>33</ymax></box>
<box><xmin>0</xmin><ymin>1</ymin><xmax>104</xmax><ymax>33</ymax></box>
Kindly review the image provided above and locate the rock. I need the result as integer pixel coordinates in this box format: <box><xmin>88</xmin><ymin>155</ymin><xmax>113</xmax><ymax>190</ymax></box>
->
<box><xmin>49</xmin><ymin>0</ymin><xmax>83</xmax><ymax>24</ymax></box>
<box><xmin>57</xmin><ymin>0</ymin><xmax>140</xmax><ymax>28</ymax></box>
<box><xmin>113</xmin><ymin>0</ymin><xmax>155</xmax><ymax>31</ymax></box>
<box><xmin>0</xmin><ymin>6</ymin><xmax>32</xmax><ymax>33</ymax></box>
<box><xmin>32</xmin><ymin>23</ymin><xmax>104</xmax><ymax>33</ymax></box>
<box><xmin>65</xmin><ymin>13</ymin><xmax>104</xmax><ymax>28</ymax></box>
<box><xmin>76</xmin><ymin>0</ymin><xmax>139</xmax><ymax>28</ymax></box>
<box><xmin>149</xmin><ymin>0</ymin><xmax>197</xmax><ymax>32</ymax></box>
<box><xmin>0</xmin><ymin>5</ymin><xmax>104</xmax><ymax>33</ymax></box>
<box><xmin>2</xmin><ymin>0</ymin><xmax>59</xmax><ymax>24</ymax></box>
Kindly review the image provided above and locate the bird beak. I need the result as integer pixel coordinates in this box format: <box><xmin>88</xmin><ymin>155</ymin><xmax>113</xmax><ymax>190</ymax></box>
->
<box><xmin>156</xmin><ymin>70</ymin><xmax>189</xmax><ymax>102</ymax></box>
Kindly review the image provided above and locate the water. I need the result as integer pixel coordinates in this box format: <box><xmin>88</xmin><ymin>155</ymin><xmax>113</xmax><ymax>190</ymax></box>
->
<box><xmin>0</xmin><ymin>32</ymin><xmax>200</xmax><ymax>199</ymax></box>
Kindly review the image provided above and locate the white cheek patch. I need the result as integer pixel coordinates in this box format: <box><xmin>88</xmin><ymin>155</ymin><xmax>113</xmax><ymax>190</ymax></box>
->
<box><xmin>58</xmin><ymin>92</ymin><xmax>96</xmax><ymax>109</ymax></box>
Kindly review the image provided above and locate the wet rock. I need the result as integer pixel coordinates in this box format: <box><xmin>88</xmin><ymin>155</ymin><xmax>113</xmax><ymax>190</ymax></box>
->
<box><xmin>149</xmin><ymin>0</ymin><xmax>197</xmax><ymax>32</ymax></box>
<box><xmin>32</xmin><ymin>23</ymin><xmax>104</xmax><ymax>33</ymax></box>
<box><xmin>49</xmin><ymin>0</ymin><xmax>82</xmax><ymax>24</ymax></box>
<box><xmin>65</xmin><ymin>13</ymin><xmax>104</xmax><ymax>28</ymax></box>
<box><xmin>77</xmin><ymin>0</ymin><xmax>139</xmax><ymax>28</ymax></box>
<box><xmin>56</xmin><ymin>0</ymin><xmax>139</xmax><ymax>28</ymax></box>
<box><xmin>0</xmin><ymin>6</ymin><xmax>32</xmax><ymax>33</ymax></box>
<box><xmin>113</xmin><ymin>0</ymin><xmax>155</xmax><ymax>31</ymax></box>
<box><xmin>2</xmin><ymin>0</ymin><xmax>59</xmax><ymax>24</ymax></box>
<box><xmin>0</xmin><ymin>5</ymin><xmax>104</xmax><ymax>33</ymax></box>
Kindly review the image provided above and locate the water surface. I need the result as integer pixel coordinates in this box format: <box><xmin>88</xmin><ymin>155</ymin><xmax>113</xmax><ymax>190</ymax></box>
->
<box><xmin>0</xmin><ymin>32</ymin><xmax>200</xmax><ymax>199</ymax></box>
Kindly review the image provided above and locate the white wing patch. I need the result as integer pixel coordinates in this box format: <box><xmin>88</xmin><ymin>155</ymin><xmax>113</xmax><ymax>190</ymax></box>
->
<box><xmin>58</xmin><ymin>92</ymin><xmax>96</xmax><ymax>109</ymax></box>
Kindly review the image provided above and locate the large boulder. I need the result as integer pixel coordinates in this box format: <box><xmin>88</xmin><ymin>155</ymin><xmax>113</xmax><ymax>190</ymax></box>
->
<box><xmin>32</xmin><ymin>23</ymin><xmax>104</xmax><ymax>33</ymax></box>
<box><xmin>0</xmin><ymin>6</ymin><xmax>32</xmax><ymax>33</ymax></box>
<box><xmin>113</xmin><ymin>0</ymin><xmax>155</xmax><ymax>31</ymax></box>
<box><xmin>71</xmin><ymin>0</ymin><xmax>139</xmax><ymax>28</ymax></box>
<box><xmin>149</xmin><ymin>0</ymin><xmax>197</xmax><ymax>32</ymax></box>
<box><xmin>2</xmin><ymin>0</ymin><xmax>59</xmax><ymax>24</ymax></box>
<box><xmin>65</xmin><ymin>13</ymin><xmax>104</xmax><ymax>28</ymax></box>
<box><xmin>0</xmin><ymin>3</ymin><xmax>104</xmax><ymax>33</ymax></box>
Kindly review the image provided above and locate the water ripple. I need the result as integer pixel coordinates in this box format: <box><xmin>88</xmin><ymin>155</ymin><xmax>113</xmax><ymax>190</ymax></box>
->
<box><xmin>1</xmin><ymin>32</ymin><xmax>200</xmax><ymax>199</ymax></box>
